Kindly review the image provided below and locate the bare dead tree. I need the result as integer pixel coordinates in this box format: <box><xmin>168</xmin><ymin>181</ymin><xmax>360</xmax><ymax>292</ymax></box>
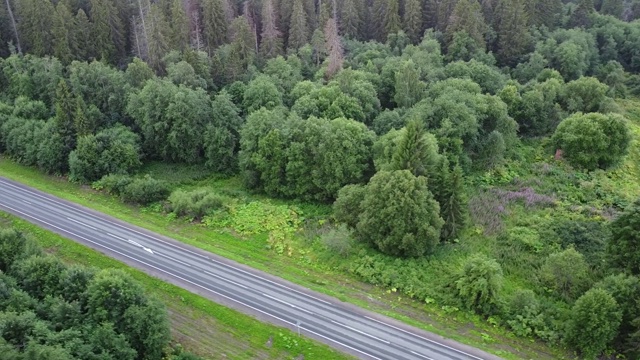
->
<box><xmin>5</xmin><ymin>0</ymin><xmax>21</xmax><ymax>54</ymax></box>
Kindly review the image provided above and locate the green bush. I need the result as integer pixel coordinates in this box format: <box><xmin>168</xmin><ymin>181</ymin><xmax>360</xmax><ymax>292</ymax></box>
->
<box><xmin>552</xmin><ymin>112</ymin><xmax>630</xmax><ymax>170</ymax></box>
<box><xmin>320</xmin><ymin>225</ymin><xmax>354</xmax><ymax>257</ymax></box>
<box><xmin>451</xmin><ymin>254</ymin><xmax>503</xmax><ymax>316</ymax></box>
<box><xmin>92</xmin><ymin>174</ymin><xmax>134</xmax><ymax>196</ymax></box>
<box><xmin>538</xmin><ymin>247</ymin><xmax>591</xmax><ymax>302</ymax></box>
<box><xmin>167</xmin><ymin>188</ymin><xmax>228</xmax><ymax>220</ymax></box>
<box><xmin>120</xmin><ymin>177</ymin><xmax>170</xmax><ymax>205</ymax></box>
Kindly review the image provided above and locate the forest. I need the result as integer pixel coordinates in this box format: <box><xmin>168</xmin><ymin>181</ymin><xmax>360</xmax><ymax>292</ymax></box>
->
<box><xmin>1</xmin><ymin>0</ymin><xmax>640</xmax><ymax>358</ymax></box>
<box><xmin>0</xmin><ymin>226</ymin><xmax>200</xmax><ymax>360</ymax></box>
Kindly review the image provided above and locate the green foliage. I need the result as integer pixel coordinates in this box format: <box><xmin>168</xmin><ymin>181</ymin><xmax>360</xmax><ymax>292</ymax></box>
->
<box><xmin>356</xmin><ymin>170</ymin><xmax>443</xmax><ymax>257</ymax></box>
<box><xmin>608</xmin><ymin>198</ymin><xmax>640</xmax><ymax>275</ymax></box>
<box><xmin>552</xmin><ymin>112</ymin><xmax>631</xmax><ymax>170</ymax></box>
<box><xmin>120</xmin><ymin>177</ymin><xmax>171</xmax><ymax>205</ymax></box>
<box><xmin>242</xmin><ymin>75</ymin><xmax>284</xmax><ymax>113</ymax></box>
<box><xmin>452</xmin><ymin>254</ymin><xmax>503</xmax><ymax>316</ymax></box>
<box><xmin>168</xmin><ymin>188</ymin><xmax>229</xmax><ymax>220</ymax></box>
<box><xmin>563</xmin><ymin>76</ymin><xmax>610</xmax><ymax>113</ymax></box>
<box><xmin>566</xmin><ymin>288</ymin><xmax>621</xmax><ymax>359</ymax></box>
<box><xmin>333</xmin><ymin>184</ymin><xmax>366</xmax><ymax>230</ymax></box>
<box><xmin>539</xmin><ymin>248</ymin><xmax>591</xmax><ymax>302</ymax></box>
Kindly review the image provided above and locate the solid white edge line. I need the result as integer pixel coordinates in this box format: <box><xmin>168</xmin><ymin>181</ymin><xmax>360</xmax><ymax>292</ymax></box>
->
<box><xmin>364</xmin><ymin>316</ymin><xmax>485</xmax><ymax>360</ymax></box>
<box><xmin>330</xmin><ymin>319</ymin><xmax>391</xmax><ymax>345</ymax></box>
<box><xmin>0</xmin><ymin>179</ymin><xmax>336</xmax><ymax>307</ymax></box>
<box><xmin>0</xmin><ymin>201</ymin><xmax>384</xmax><ymax>360</ymax></box>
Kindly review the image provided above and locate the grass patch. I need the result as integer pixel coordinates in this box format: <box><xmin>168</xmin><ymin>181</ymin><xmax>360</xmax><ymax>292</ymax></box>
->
<box><xmin>0</xmin><ymin>211</ymin><xmax>352</xmax><ymax>360</ymax></box>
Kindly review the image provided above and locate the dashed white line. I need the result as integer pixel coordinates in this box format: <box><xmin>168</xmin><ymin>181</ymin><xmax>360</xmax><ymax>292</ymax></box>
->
<box><xmin>262</xmin><ymin>293</ymin><xmax>314</xmax><ymax>315</ymax></box>
<box><xmin>66</xmin><ymin>217</ymin><xmax>97</xmax><ymax>230</ymax></box>
<box><xmin>410</xmin><ymin>350</ymin><xmax>434</xmax><ymax>360</ymax></box>
<box><xmin>330</xmin><ymin>319</ymin><xmax>390</xmax><ymax>344</ymax></box>
<box><xmin>155</xmin><ymin>252</ymin><xmax>192</xmax><ymax>267</ymax></box>
<box><xmin>203</xmin><ymin>270</ymin><xmax>248</xmax><ymax>289</ymax></box>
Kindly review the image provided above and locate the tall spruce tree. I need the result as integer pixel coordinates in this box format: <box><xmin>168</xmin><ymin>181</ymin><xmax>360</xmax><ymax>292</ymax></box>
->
<box><xmin>228</xmin><ymin>15</ymin><xmax>256</xmax><ymax>78</ymax></box>
<box><xmin>446</xmin><ymin>0</ymin><xmax>487</xmax><ymax>50</ymax></box>
<box><xmin>525</xmin><ymin>0</ymin><xmax>562</xmax><ymax>29</ymax></box>
<box><xmin>54</xmin><ymin>80</ymin><xmax>77</xmax><ymax>161</ymax></box>
<box><xmin>423</xmin><ymin>0</ymin><xmax>438</xmax><ymax>30</ymax></box>
<box><xmin>439</xmin><ymin>163</ymin><xmax>467</xmax><ymax>241</ymax></box>
<box><xmin>260</xmin><ymin>0</ymin><xmax>283</xmax><ymax>59</ymax></box>
<box><xmin>169</xmin><ymin>0</ymin><xmax>190</xmax><ymax>51</ymax></box>
<box><xmin>341</xmin><ymin>0</ymin><xmax>361</xmax><ymax>39</ymax></box>
<box><xmin>288</xmin><ymin>0</ymin><xmax>309</xmax><ymax>49</ymax></box>
<box><xmin>145</xmin><ymin>3</ymin><xmax>171</xmax><ymax>71</ymax></box>
<box><xmin>74</xmin><ymin>97</ymin><xmax>94</xmax><ymax>137</ymax></box>
<box><xmin>74</xmin><ymin>9</ymin><xmax>92</xmax><ymax>60</ymax></box>
<box><xmin>371</xmin><ymin>0</ymin><xmax>387</xmax><ymax>41</ymax></box>
<box><xmin>493</xmin><ymin>0</ymin><xmax>530</xmax><ymax>66</ymax></box>
<box><xmin>90</xmin><ymin>0</ymin><xmax>125</xmax><ymax>63</ymax></box>
<box><xmin>202</xmin><ymin>0</ymin><xmax>229</xmax><ymax>54</ymax></box>
<box><xmin>384</xmin><ymin>0</ymin><xmax>402</xmax><ymax>41</ymax></box>
<box><xmin>52</xmin><ymin>1</ymin><xmax>74</xmax><ymax>64</ymax></box>
<box><xmin>17</xmin><ymin>0</ymin><xmax>54</xmax><ymax>56</ymax></box>
<box><xmin>390</xmin><ymin>119</ymin><xmax>433</xmax><ymax>178</ymax></box>
<box><xmin>600</xmin><ymin>0</ymin><xmax>624</xmax><ymax>18</ymax></box>
<box><xmin>570</xmin><ymin>0</ymin><xmax>595</xmax><ymax>28</ymax></box>
<box><xmin>403</xmin><ymin>0</ymin><xmax>423</xmax><ymax>43</ymax></box>
<box><xmin>437</xmin><ymin>0</ymin><xmax>458</xmax><ymax>31</ymax></box>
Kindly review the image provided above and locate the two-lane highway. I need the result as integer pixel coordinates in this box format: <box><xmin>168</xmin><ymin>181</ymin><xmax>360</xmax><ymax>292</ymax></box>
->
<box><xmin>0</xmin><ymin>177</ymin><xmax>501</xmax><ymax>360</ymax></box>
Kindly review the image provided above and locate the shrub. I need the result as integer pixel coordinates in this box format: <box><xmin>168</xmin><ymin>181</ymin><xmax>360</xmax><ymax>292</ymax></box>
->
<box><xmin>566</xmin><ymin>288</ymin><xmax>621</xmax><ymax>359</ymax></box>
<box><xmin>167</xmin><ymin>189</ymin><xmax>228</xmax><ymax>219</ymax></box>
<box><xmin>120</xmin><ymin>177</ymin><xmax>170</xmax><ymax>205</ymax></box>
<box><xmin>452</xmin><ymin>254</ymin><xmax>503</xmax><ymax>316</ymax></box>
<box><xmin>92</xmin><ymin>174</ymin><xmax>134</xmax><ymax>196</ymax></box>
<box><xmin>539</xmin><ymin>247</ymin><xmax>591</xmax><ymax>302</ymax></box>
<box><xmin>552</xmin><ymin>112</ymin><xmax>630</xmax><ymax>170</ymax></box>
<box><xmin>608</xmin><ymin>198</ymin><xmax>640</xmax><ymax>275</ymax></box>
<box><xmin>320</xmin><ymin>224</ymin><xmax>354</xmax><ymax>257</ymax></box>
<box><xmin>333</xmin><ymin>184</ymin><xmax>365</xmax><ymax>230</ymax></box>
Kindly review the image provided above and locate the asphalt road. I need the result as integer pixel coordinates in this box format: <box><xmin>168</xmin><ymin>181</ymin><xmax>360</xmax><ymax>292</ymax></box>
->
<box><xmin>0</xmin><ymin>177</ymin><xmax>503</xmax><ymax>360</ymax></box>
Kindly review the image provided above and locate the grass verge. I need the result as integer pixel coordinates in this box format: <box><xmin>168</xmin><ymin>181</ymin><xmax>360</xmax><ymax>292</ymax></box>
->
<box><xmin>0</xmin><ymin>211</ymin><xmax>353</xmax><ymax>360</ymax></box>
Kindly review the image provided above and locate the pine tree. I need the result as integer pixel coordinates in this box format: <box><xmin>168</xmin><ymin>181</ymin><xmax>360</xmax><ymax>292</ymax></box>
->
<box><xmin>446</xmin><ymin>0</ymin><xmax>487</xmax><ymax>50</ymax></box>
<box><xmin>202</xmin><ymin>0</ymin><xmax>229</xmax><ymax>54</ymax></box>
<box><xmin>260</xmin><ymin>0</ymin><xmax>283</xmax><ymax>59</ymax></box>
<box><xmin>169</xmin><ymin>0</ymin><xmax>190</xmax><ymax>51</ymax></box>
<box><xmin>74</xmin><ymin>9</ymin><xmax>92</xmax><ymax>60</ymax></box>
<box><xmin>600</xmin><ymin>0</ymin><xmax>623</xmax><ymax>19</ymax></box>
<box><xmin>324</xmin><ymin>17</ymin><xmax>343</xmax><ymax>79</ymax></box>
<box><xmin>90</xmin><ymin>0</ymin><xmax>125</xmax><ymax>63</ymax></box>
<box><xmin>439</xmin><ymin>164</ymin><xmax>467</xmax><ymax>242</ymax></box>
<box><xmin>525</xmin><ymin>0</ymin><xmax>562</xmax><ymax>29</ymax></box>
<box><xmin>340</xmin><ymin>0</ymin><xmax>361</xmax><ymax>39</ymax></box>
<box><xmin>74</xmin><ymin>97</ymin><xmax>94</xmax><ymax>137</ymax></box>
<box><xmin>384</xmin><ymin>0</ymin><xmax>402</xmax><ymax>40</ymax></box>
<box><xmin>403</xmin><ymin>0</ymin><xmax>423</xmax><ymax>43</ymax></box>
<box><xmin>17</xmin><ymin>0</ymin><xmax>54</xmax><ymax>56</ymax></box>
<box><xmin>288</xmin><ymin>0</ymin><xmax>309</xmax><ymax>49</ymax></box>
<box><xmin>570</xmin><ymin>0</ymin><xmax>594</xmax><ymax>28</ymax></box>
<box><xmin>55</xmin><ymin>80</ymin><xmax>77</xmax><ymax>158</ymax></box>
<box><xmin>52</xmin><ymin>1</ymin><xmax>74</xmax><ymax>64</ymax></box>
<box><xmin>493</xmin><ymin>0</ymin><xmax>530</xmax><ymax>66</ymax></box>
<box><xmin>391</xmin><ymin>119</ymin><xmax>430</xmax><ymax>177</ymax></box>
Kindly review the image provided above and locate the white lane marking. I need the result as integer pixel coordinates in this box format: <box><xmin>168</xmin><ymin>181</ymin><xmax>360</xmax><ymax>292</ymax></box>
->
<box><xmin>128</xmin><ymin>239</ymin><xmax>143</xmax><ymax>247</ymax></box>
<box><xmin>67</xmin><ymin>217</ymin><xmax>97</xmax><ymax>230</ymax></box>
<box><xmin>1</xmin><ymin>180</ymin><xmax>335</xmax><ymax>307</ymax></box>
<box><xmin>262</xmin><ymin>293</ymin><xmax>314</xmax><ymax>315</ymax></box>
<box><xmin>203</xmin><ymin>270</ymin><xmax>248</xmax><ymax>290</ymax></box>
<box><xmin>22</xmin><ymin>200</ymin><xmax>32</xmax><ymax>205</ymax></box>
<box><xmin>411</xmin><ymin>350</ymin><xmax>435</xmax><ymax>360</ymax></box>
<box><xmin>330</xmin><ymin>319</ymin><xmax>390</xmax><ymax>344</ymax></box>
<box><xmin>364</xmin><ymin>316</ymin><xmax>485</xmax><ymax>360</ymax></box>
<box><xmin>107</xmin><ymin>232</ymin><xmax>127</xmax><ymax>241</ymax></box>
<box><xmin>143</xmin><ymin>247</ymin><xmax>154</xmax><ymax>254</ymax></box>
<box><xmin>0</xmin><ymin>201</ymin><xmax>383</xmax><ymax>360</ymax></box>
<box><xmin>155</xmin><ymin>252</ymin><xmax>192</xmax><ymax>267</ymax></box>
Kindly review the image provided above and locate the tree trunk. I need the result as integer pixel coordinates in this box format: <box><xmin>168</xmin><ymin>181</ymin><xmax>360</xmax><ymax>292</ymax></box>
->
<box><xmin>5</xmin><ymin>0</ymin><xmax>21</xmax><ymax>54</ymax></box>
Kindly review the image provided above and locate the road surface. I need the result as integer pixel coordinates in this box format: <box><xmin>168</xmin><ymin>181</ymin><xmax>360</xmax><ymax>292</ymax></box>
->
<box><xmin>0</xmin><ymin>177</ymin><xmax>502</xmax><ymax>360</ymax></box>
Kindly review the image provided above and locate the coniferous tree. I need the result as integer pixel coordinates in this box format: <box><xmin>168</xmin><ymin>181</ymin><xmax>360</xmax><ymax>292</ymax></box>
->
<box><xmin>288</xmin><ymin>0</ymin><xmax>309</xmax><ymax>49</ymax></box>
<box><xmin>52</xmin><ymin>1</ymin><xmax>74</xmax><ymax>65</ymax></box>
<box><xmin>324</xmin><ymin>17</ymin><xmax>343</xmax><ymax>79</ymax></box>
<box><xmin>228</xmin><ymin>15</ymin><xmax>256</xmax><ymax>78</ymax></box>
<box><xmin>74</xmin><ymin>9</ymin><xmax>93</xmax><ymax>60</ymax></box>
<box><xmin>403</xmin><ymin>0</ymin><xmax>423</xmax><ymax>43</ymax></box>
<box><xmin>371</xmin><ymin>0</ymin><xmax>387</xmax><ymax>41</ymax></box>
<box><xmin>525</xmin><ymin>0</ymin><xmax>562</xmax><ymax>29</ymax></box>
<box><xmin>423</xmin><ymin>0</ymin><xmax>438</xmax><ymax>30</ymax></box>
<box><xmin>390</xmin><ymin>119</ymin><xmax>436</xmax><ymax>178</ymax></box>
<box><xmin>493</xmin><ymin>0</ymin><xmax>530</xmax><ymax>66</ymax></box>
<box><xmin>54</xmin><ymin>80</ymin><xmax>77</xmax><ymax>160</ymax></box>
<box><xmin>311</xmin><ymin>28</ymin><xmax>326</xmax><ymax>66</ymax></box>
<box><xmin>384</xmin><ymin>0</ymin><xmax>402</xmax><ymax>41</ymax></box>
<box><xmin>90</xmin><ymin>0</ymin><xmax>125</xmax><ymax>63</ymax></box>
<box><xmin>145</xmin><ymin>3</ymin><xmax>171</xmax><ymax>71</ymax></box>
<box><xmin>74</xmin><ymin>97</ymin><xmax>94</xmax><ymax>137</ymax></box>
<box><xmin>570</xmin><ymin>0</ymin><xmax>595</xmax><ymax>28</ymax></box>
<box><xmin>600</xmin><ymin>0</ymin><xmax>623</xmax><ymax>18</ymax></box>
<box><xmin>260</xmin><ymin>0</ymin><xmax>283</xmax><ymax>59</ymax></box>
<box><xmin>4</xmin><ymin>0</ymin><xmax>21</xmax><ymax>54</ymax></box>
<box><xmin>169</xmin><ymin>0</ymin><xmax>190</xmax><ymax>51</ymax></box>
<box><xmin>17</xmin><ymin>0</ymin><xmax>54</xmax><ymax>56</ymax></box>
<box><xmin>439</xmin><ymin>163</ymin><xmax>467</xmax><ymax>241</ymax></box>
<box><xmin>446</xmin><ymin>0</ymin><xmax>487</xmax><ymax>50</ymax></box>
<box><xmin>340</xmin><ymin>0</ymin><xmax>361</xmax><ymax>39</ymax></box>
<box><xmin>202</xmin><ymin>0</ymin><xmax>228</xmax><ymax>54</ymax></box>
<box><xmin>437</xmin><ymin>0</ymin><xmax>458</xmax><ymax>31</ymax></box>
